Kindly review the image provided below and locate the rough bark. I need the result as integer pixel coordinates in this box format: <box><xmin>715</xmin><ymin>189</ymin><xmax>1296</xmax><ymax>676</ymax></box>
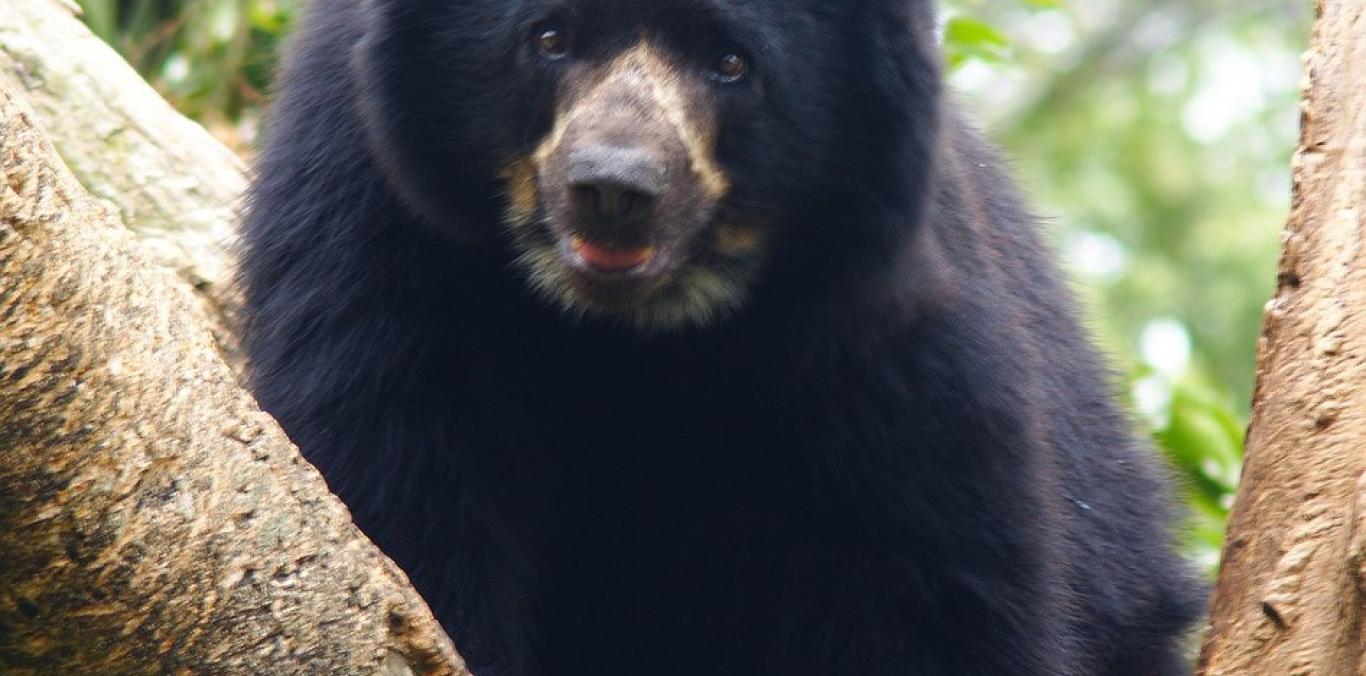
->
<box><xmin>1196</xmin><ymin>1</ymin><xmax>1366</xmax><ymax>673</ymax></box>
<box><xmin>0</xmin><ymin>0</ymin><xmax>246</xmax><ymax>367</ymax></box>
<box><xmin>0</xmin><ymin>78</ymin><xmax>466</xmax><ymax>675</ymax></box>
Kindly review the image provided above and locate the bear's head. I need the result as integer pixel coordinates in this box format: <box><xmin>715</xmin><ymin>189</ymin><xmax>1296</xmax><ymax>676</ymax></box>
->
<box><xmin>355</xmin><ymin>0</ymin><xmax>942</xmax><ymax>330</ymax></box>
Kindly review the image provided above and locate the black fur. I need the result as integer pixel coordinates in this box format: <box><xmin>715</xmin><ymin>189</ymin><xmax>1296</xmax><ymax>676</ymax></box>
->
<box><xmin>241</xmin><ymin>1</ymin><xmax>1206</xmax><ymax>674</ymax></box>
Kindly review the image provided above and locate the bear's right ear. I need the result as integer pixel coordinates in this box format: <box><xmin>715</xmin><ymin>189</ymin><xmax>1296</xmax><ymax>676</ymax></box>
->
<box><xmin>349</xmin><ymin>0</ymin><xmax>517</xmax><ymax>246</ymax></box>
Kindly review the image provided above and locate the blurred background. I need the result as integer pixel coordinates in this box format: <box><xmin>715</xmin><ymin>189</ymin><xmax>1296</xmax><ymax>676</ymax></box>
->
<box><xmin>73</xmin><ymin>0</ymin><xmax>1312</xmax><ymax>572</ymax></box>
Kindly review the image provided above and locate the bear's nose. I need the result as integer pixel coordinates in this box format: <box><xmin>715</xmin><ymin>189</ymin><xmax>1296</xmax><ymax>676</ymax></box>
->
<box><xmin>567</xmin><ymin>146</ymin><xmax>665</xmax><ymax>227</ymax></box>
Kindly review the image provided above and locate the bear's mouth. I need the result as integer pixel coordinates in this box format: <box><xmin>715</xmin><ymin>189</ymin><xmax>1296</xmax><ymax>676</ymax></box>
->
<box><xmin>548</xmin><ymin>227</ymin><xmax>685</xmax><ymax>309</ymax></box>
<box><xmin>571</xmin><ymin>236</ymin><xmax>654</xmax><ymax>272</ymax></box>
<box><xmin>505</xmin><ymin>214</ymin><xmax>763</xmax><ymax>329</ymax></box>
<box><xmin>556</xmin><ymin>231</ymin><xmax>675</xmax><ymax>279</ymax></box>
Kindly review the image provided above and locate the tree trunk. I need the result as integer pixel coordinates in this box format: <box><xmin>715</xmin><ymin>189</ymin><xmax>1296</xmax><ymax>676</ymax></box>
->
<box><xmin>0</xmin><ymin>0</ymin><xmax>246</xmax><ymax>369</ymax></box>
<box><xmin>0</xmin><ymin>76</ymin><xmax>466</xmax><ymax>675</ymax></box>
<box><xmin>1197</xmin><ymin>1</ymin><xmax>1366</xmax><ymax>673</ymax></box>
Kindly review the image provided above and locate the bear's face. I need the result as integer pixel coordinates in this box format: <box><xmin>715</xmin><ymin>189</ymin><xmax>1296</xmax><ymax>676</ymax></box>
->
<box><xmin>499</xmin><ymin>35</ymin><xmax>761</xmax><ymax>330</ymax></box>
<box><xmin>356</xmin><ymin>0</ymin><xmax>939</xmax><ymax>331</ymax></box>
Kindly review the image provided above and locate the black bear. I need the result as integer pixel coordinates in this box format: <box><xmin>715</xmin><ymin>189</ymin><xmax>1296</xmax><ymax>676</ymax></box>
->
<box><xmin>241</xmin><ymin>0</ymin><xmax>1206</xmax><ymax>674</ymax></box>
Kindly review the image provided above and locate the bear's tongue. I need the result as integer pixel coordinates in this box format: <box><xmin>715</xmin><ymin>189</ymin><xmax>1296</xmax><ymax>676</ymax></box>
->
<box><xmin>570</xmin><ymin>235</ymin><xmax>654</xmax><ymax>272</ymax></box>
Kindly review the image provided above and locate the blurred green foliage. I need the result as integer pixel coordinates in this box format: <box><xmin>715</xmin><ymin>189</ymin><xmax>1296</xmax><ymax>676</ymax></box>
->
<box><xmin>76</xmin><ymin>0</ymin><xmax>1311</xmax><ymax>572</ymax></box>
<box><xmin>76</xmin><ymin>0</ymin><xmax>297</xmax><ymax>146</ymax></box>
<box><xmin>943</xmin><ymin>0</ymin><xmax>1306</xmax><ymax>570</ymax></box>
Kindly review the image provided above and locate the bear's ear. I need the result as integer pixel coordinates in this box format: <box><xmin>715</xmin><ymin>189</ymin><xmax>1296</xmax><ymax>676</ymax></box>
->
<box><xmin>350</xmin><ymin>0</ymin><xmax>515</xmax><ymax>245</ymax></box>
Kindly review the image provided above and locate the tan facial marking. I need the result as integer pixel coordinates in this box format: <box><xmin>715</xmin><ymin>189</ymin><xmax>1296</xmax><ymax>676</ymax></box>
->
<box><xmin>531</xmin><ymin>41</ymin><xmax>730</xmax><ymax>198</ymax></box>
<box><xmin>507</xmin><ymin>42</ymin><xmax>751</xmax><ymax>331</ymax></box>
<box><xmin>714</xmin><ymin>224</ymin><xmax>766</xmax><ymax>257</ymax></box>
<box><xmin>500</xmin><ymin>158</ymin><xmax>540</xmax><ymax>225</ymax></box>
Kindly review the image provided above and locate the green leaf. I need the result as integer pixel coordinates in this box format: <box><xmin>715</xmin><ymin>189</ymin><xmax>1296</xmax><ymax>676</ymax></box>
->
<box><xmin>944</xmin><ymin>17</ymin><xmax>1011</xmax><ymax>49</ymax></box>
<box><xmin>942</xmin><ymin>16</ymin><xmax>1012</xmax><ymax>70</ymax></box>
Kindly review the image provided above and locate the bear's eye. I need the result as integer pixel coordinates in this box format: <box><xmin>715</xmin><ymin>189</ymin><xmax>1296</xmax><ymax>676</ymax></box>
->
<box><xmin>712</xmin><ymin>52</ymin><xmax>748</xmax><ymax>83</ymax></box>
<box><xmin>533</xmin><ymin>22</ymin><xmax>569</xmax><ymax>60</ymax></box>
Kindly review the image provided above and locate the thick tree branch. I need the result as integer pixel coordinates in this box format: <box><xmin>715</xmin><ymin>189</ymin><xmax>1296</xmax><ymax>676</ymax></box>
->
<box><xmin>0</xmin><ymin>79</ymin><xmax>465</xmax><ymax>675</ymax></box>
<box><xmin>0</xmin><ymin>0</ymin><xmax>246</xmax><ymax>366</ymax></box>
<box><xmin>1197</xmin><ymin>1</ymin><xmax>1366</xmax><ymax>673</ymax></box>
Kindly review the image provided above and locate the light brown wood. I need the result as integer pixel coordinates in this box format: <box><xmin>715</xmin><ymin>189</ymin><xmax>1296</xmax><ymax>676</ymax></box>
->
<box><xmin>0</xmin><ymin>77</ymin><xmax>466</xmax><ymax>675</ymax></box>
<box><xmin>0</xmin><ymin>0</ymin><xmax>246</xmax><ymax>366</ymax></box>
<box><xmin>1197</xmin><ymin>1</ymin><xmax>1366</xmax><ymax>673</ymax></box>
